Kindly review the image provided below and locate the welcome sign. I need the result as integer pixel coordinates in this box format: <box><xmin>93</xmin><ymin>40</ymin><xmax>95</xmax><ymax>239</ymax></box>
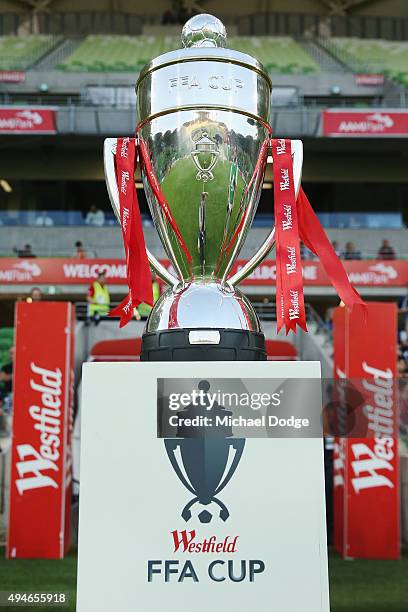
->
<box><xmin>77</xmin><ymin>361</ymin><xmax>329</xmax><ymax>612</ymax></box>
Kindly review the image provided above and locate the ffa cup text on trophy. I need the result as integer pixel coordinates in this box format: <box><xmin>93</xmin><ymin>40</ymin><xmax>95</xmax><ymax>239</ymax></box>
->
<box><xmin>169</xmin><ymin>74</ymin><xmax>244</xmax><ymax>92</ymax></box>
<box><xmin>147</xmin><ymin>530</ymin><xmax>265</xmax><ymax>583</ymax></box>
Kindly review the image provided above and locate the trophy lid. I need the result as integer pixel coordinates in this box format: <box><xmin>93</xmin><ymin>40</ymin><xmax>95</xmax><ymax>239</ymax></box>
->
<box><xmin>137</xmin><ymin>14</ymin><xmax>271</xmax><ymax>91</ymax></box>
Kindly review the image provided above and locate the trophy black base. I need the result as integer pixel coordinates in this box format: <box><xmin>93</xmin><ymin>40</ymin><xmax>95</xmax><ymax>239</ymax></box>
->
<box><xmin>141</xmin><ymin>329</ymin><xmax>266</xmax><ymax>362</ymax></box>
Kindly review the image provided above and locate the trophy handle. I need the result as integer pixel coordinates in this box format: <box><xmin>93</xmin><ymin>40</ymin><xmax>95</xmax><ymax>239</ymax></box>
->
<box><xmin>103</xmin><ymin>138</ymin><xmax>178</xmax><ymax>288</ymax></box>
<box><xmin>214</xmin><ymin>438</ymin><xmax>245</xmax><ymax>496</ymax></box>
<box><xmin>164</xmin><ymin>439</ymin><xmax>196</xmax><ymax>495</ymax></box>
<box><xmin>227</xmin><ymin>139</ymin><xmax>303</xmax><ymax>288</ymax></box>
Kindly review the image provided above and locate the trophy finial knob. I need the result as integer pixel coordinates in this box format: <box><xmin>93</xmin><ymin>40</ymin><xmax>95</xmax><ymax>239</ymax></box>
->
<box><xmin>181</xmin><ymin>14</ymin><xmax>227</xmax><ymax>49</ymax></box>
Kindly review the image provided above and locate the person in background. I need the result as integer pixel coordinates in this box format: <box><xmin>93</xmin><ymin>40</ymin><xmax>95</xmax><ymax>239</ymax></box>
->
<box><xmin>27</xmin><ymin>287</ymin><xmax>42</xmax><ymax>302</ymax></box>
<box><xmin>377</xmin><ymin>239</ymin><xmax>396</xmax><ymax>260</ymax></box>
<box><xmin>74</xmin><ymin>241</ymin><xmax>87</xmax><ymax>259</ymax></box>
<box><xmin>341</xmin><ymin>241</ymin><xmax>361</xmax><ymax>260</ymax></box>
<box><xmin>135</xmin><ymin>276</ymin><xmax>161</xmax><ymax>320</ymax></box>
<box><xmin>162</xmin><ymin>8</ymin><xmax>175</xmax><ymax>23</ymax></box>
<box><xmin>399</xmin><ymin>290</ymin><xmax>408</xmax><ymax>336</ymax></box>
<box><xmin>324</xmin><ymin>306</ymin><xmax>335</xmax><ymax>333</ymax></box>
<box><xmin>398</xmin><ymin>356</ymin><xmax>408</xmax><ymax>379</ymax></box>
<box><xmin>399</xmin><ymin>381</ymin><xmax>408</xmax><ymax>437</ymax></box>
<box><xmin>0</xmin><ymin>345</ymin><xmax>14</xmax><ymax>402</ymax></box>
<box><xmin>399</xmin><ymin>340</ymin><xmax>408</xmax><ymax>363</ymax></box>
<box><xmin>299</xmin><ymin>242</ymin><xmax>315</xmax><ymax>261</ymax></box>
<box><xmin>35</xmin><ymin>210</ymin><xmax>54</xmax><ymax>226</ymax></box>
<box><xmin>87</xmin><ymin>270</ymin><xmax>110</xmax><ymax>324</ymax></box>
<box><xmin>331</xmin><ymin>240</ymin><xmax>341</xmax><ymax>257</ymax></box>
<box><xmin>15</xmin><ymin>244</ymin><xmax>36</xmax><ymax>258</ymax></box>
<box><xmin>0</xmin><ymin>392</ymin><xmax>6</xmax><ymax>436</ymax></box>
<box><xmin>85</xmin><ymin>205</ymin><xmax>105</xmax><ymax>227</ymax></box>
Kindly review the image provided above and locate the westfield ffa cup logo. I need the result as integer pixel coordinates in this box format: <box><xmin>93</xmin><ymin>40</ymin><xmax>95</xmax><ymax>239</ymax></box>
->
<box><xmin>164</xmin><ymin>380</ymin><xmax>245</xmax><ymax>524</ymax></box>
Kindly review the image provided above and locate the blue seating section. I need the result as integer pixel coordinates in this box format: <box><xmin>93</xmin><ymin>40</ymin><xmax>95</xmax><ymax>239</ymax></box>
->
<box><xmin>0</xmin><ymin>210</ymin><xmax>404</xmax><ymax>229</ymax></box>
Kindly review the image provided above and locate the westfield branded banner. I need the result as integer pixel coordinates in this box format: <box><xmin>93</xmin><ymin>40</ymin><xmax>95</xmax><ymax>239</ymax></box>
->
<box><xmin>0</xmin><ymin>258</ymin><xmax>407</xmax><ymax>287</ymax></box>
<box><xmin>322</xmin><ymin>109</ymin><xmax>408</xmax><ymax>137</ymax></box>
<box><xmin>7</xmin><ymin>302</ymin><xmax>75</xmax><ymax>559</ymax></box>
<box><xmin>0</xmin><ymin>107</ymin><xmax>56</xmax><ymax>134</ymax></box>
<box><xmin>333</xmin><ymin>303</ymin><xmax>400</xmax><ymax>559</ymax></box>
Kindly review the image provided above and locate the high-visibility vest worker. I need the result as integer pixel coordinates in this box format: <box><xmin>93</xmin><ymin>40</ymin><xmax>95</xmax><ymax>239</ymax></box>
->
<box><xmin>88</xmin><ymin>272</ymin><xmax>110</xmax><ymax>316</ymax></box>
<box><xmin>137</xmin><ymin>280</ymin><xmax>160</xmax><ymax>318</ymax></box>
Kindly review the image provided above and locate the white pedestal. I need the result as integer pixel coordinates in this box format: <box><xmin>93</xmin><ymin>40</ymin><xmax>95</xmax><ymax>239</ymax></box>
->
<box><xmin>77</xmin><ymin>361</ymin><xmax>330</xmax><ymax>612</ymax></box>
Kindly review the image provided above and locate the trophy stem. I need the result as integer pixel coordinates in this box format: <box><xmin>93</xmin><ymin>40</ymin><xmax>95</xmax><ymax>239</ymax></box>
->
<box><xmin>198</xmin><ymin>191</ymin><xmax>208</xmax><ymax>276</ymax></box>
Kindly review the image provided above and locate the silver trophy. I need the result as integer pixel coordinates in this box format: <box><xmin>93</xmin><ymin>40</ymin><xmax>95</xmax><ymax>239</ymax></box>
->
<box><xmin>104</xmin><ymin>14</ymin><xmax>303</xmax><ymax>360</ymax></box>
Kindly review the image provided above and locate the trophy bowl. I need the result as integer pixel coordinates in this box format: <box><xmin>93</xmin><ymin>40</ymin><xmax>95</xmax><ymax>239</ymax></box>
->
<box><xmin>104</xmin><ymin>14</ymin><xmax>303</xmax><ymax>361</ymax></box>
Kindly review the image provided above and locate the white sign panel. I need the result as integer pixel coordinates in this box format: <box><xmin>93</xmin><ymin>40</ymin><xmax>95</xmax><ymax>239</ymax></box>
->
<box><xmin>77</xmin><ymin>361</ymin><xmax>330</xmax><ymax>612</ymax></box>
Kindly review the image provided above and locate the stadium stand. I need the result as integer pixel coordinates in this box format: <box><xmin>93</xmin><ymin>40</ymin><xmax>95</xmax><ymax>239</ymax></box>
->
<box><xmin>58</xmin><ymin>35</ymin><xmax>179</xmax><ymax>72</ymax></box>
<box><xmin>0</xmin><ymin>30</ymin><xmax>397</xmax><ymax>92</ymax></box>
<box><xmin>0</xmin><ymin>35</ymin><xmax>59</xmax><ymax>70</ymax></box>
<box><xmin>229</xmin><ymin>36</ymin><xmax>319</xmax><ymax>73</ymax></box>
<box><xmin>324</xmin><ymin>37</ymin><xmax>408</xmax><ymax>86</ymax></box>
<box><xmin>0</xmin><ymin>19</ymin><xmax>407</xmax><ymax>269</ymax></box>
<box><xmin>57</xmin><ymin>34</ymin><xmax>319</xmax><ymax>74</ymax></box>
<box><xmin>0</xmin><ymin>31</ymin><xmax>404</xmax><ymax>98</ymax></box>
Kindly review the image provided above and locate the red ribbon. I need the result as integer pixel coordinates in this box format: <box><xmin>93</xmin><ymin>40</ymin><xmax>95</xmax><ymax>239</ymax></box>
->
<box><xmin>296</xmin><ymin>187</ymin><xmax>366</xmax><ymax>316</ymax></box>
<box><xmin>138</xmin><ymin>136</ymin><xmax>192</xmax><ymax>269</ymax></box>
<box><xmin>270</xmin><ymin>137</ymin><xmax>366</xmax><ymax>333</ymax></box>
<box><xmin>109</xmin><ymin>137</ymin><xmax>153</xmax><ymax>327</ymax></box>
<box><xmin>272</xmin><ymin>138</ymin><xmax>307</xmax><ymax>333</ymax></box>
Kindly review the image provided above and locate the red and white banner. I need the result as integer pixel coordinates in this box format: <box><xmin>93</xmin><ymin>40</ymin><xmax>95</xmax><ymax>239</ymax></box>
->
<box><xmin>272</xmin><ymin>139</ymin><xmax>306</xmax><ymax>333</ymax></box>
<box><xmin>0</xmin><ymin>107</ymin><xmax>56</xmax><ymax>134</ymax></box>
<box><xmin>0</xmin><ymin>71</ymin><xmax>25</xmax><ymax>83</ymax></box>
<box><xmin>0</xmin><ymin>258</ymin><xmax>406</xmax><ymax>287</ymax></box>
<box><xmin>322</xmin><ymin>109</ymin><xmax>408</xmax><ymax>137</ymax></box>
<box><xmin>333</xmin><ymin>303</ymin><xmax>400</xmax><ymax>559</ymax></box>
<box><xmin>7</xmin><ymin>302</ymin><xmax>75</xmax><ymax>559</ymax></box>
<box><xmin>354</xmin><ymin>74</ymin><xmax>384</xmax><ymax>87</ymax></box>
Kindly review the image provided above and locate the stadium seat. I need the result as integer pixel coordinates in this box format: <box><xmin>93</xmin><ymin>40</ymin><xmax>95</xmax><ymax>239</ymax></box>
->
<box><xmin>58</xmin><ymin>35</ymin><xmax>179</xmax><ymax>72</ymax></box>
<box><xmin>328</xmin><ymin>37</ymin><xmax>408</xmax><ymax>86</ymax></box>
<box><xmin>265</xmin><ymin>340</ymin><xmax>298</xmax><ymax>360</ymax></box>
<box><xmin>0</xmin><ymin>35</ymin><xmax>58</xmax><ymax>70</ymax></box>
<box><xmin>90</xmin><ymin>338</ymin><xmax>142</xmax><ymax>361</ymax></box>
<box><xmin>229</xmin><ymin>36</ymin><xmax>319</xmax><ymax>74</ymax></box>
<box><xmin>58</xmin><ymin>34</ymin><xmax>319</xmax><ymax>74</ymax></box>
